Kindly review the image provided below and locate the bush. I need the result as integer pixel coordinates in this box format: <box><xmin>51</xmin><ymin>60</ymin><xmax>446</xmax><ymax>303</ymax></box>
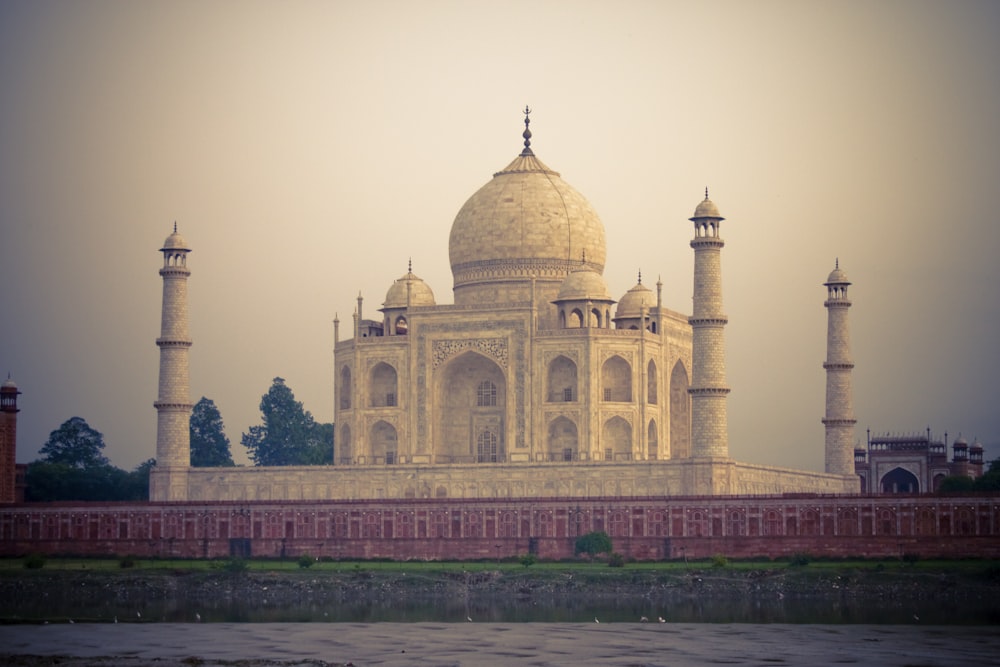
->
<box><xmin>575</xmin><ymin>531</ymin><xmax>613</xmax><ymax>559</ymax></box>
<box><xmin>789</xmin><ymin>553</ymin><xmax>811</xmax><ymax>567</ymax></box>
<box><xmin>298</xmin><ymin>554</ymin><xmax>316</xmax><ymax>569</ymax></box>
<box><xmin>119</xmin><ymin>555</ymin><xmax>137</xmax><ymax>569</ymax></box>
<box><xmin>711</xmin><ymin>553</ymin><xmax>728</xmax><ymax>568</ymax></box>
<box><xmin>608</xmin><ymin>552</ymin><xmax>625</xmax><ymax>568</ymax></box>
<box><xmin>520</xmin><ymin>553</ymin><xmax>538</xmax><ymax>568</ymax></box>
<box><xmin>23</xmin><ymin>554</ymin><xmax>45</xmax><ymax>569</ymax></box>
<box><xmin>221</xmin><ymin>557</ymin><xmax>248</xmax><ymax>573</ymax></box>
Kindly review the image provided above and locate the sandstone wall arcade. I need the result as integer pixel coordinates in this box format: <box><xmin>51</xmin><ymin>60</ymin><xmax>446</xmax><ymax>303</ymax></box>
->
<box><xmin>4</xmin><ymin>494</ymin><xmax>999</xmax><ymax>561</ymax></box>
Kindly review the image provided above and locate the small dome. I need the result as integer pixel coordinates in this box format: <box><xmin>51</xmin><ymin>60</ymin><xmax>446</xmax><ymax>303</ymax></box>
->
<box><xmin>954</xmin><ymin>436</ymin><xmax>968</xmax><ymax>447</ymax></box>
<box><xmin>382</xmin><ymin>269</ymin><xmax>436</xmax><ymax>309</ymax></box>
<box><xmin>825</xmin><ymin>261</ymin><xmax>850</xmax><ymax>286</ymax></box>
<box><xmin>554</xmin><ymin>267</ymin><xmax>612</xmax><ymax>302</ymax></box>
<box><xmin>690</xmin><ymin>192</ymin><xmax>723</xmax><ymax>220</ymax></box>
<box><xmin>971</xmin><ymin>439</ymin><xmax>983</xmax><ymax>451</ymax></box>
<box><xmin>1</xmin><ymin>376</ymin><xmax>17</xmax><ymax>390</ymax></box>
<box><xmin>614</xmin><ymin>280</ymin><xmax>655</xmax><ymax>320</ymax></box>
<box><xmin>161</xmin><ymin>225</ymin><xmax>190</xmax><ymax>252</ymax></box>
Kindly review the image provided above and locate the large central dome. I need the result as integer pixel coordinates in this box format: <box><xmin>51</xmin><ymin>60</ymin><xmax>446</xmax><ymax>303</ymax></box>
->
<box><xmin>448</xmin><ymin>124</ymin><xmax>607</xmax><ymax>306</ymax></box>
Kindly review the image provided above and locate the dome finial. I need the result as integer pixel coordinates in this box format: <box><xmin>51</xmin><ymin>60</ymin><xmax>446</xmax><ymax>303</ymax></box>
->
<box><xmin>173</xmin><ymin>221</ymin><xmax>178</xmax><ymax>233</ymax></box>
<box><xmin>637</xmin><ymin>269</ymin><xmax>642</xmax><ymax>285</ymax></box>
<box><xmin>520</xmin><ymin>105</ymin><xmax>534</xmax><ymax>156</ymax></box>
<box><xmin>408</xmin><ymin>257</ymin><xmax>412</xmax><ymax>273</ymax></box>
<box><xmin>581</xmin><ymin>248</ymin><xmax>586</xmax><ymax>265</ymax></box>
<box><xmin>835</xmin><ymin>257</ymin><xmax>839</xmax><ymax>270</ymax></box>
<box><xmin>704</xmin><ymin>187</ymin><xmax>709</xmax><ymax>201</ymax></box>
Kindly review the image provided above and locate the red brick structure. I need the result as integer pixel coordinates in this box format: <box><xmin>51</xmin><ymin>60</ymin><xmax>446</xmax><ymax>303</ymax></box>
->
<box><xmin>2</xmin><ymin>494</ymin><xmax>998</xmax><ymax>561</ymax></box>
<box><xmin>0</xmin><ymin>377</ymin><xmax>20</xmax><ymax>505</ymax></box>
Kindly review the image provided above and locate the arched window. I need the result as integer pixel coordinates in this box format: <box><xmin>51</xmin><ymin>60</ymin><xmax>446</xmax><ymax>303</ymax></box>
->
<box><xmin>602</xmin><ymin>416</ymin><xmax>632</xmax><ymax>461</ymax></box>
<box><xmin>339</xmin><ymin>366</ymin><xmax>352</xmax><ymax>410</ymax></box>
<box><xmin>394</xmin><ymin>315</ymin><xmax>408</xmax><ymax>335</ymax></box>
<box><xmin>601</xmin><ymin>355</ymin><xmax>632</xmax><ymax>402</ymax></box>
<box><xmin>339</xmin><ymin>425</ymin><xmax>352</xmax><ymax>465</ymax></box>
<box><xmin>669</xmin><ymin>361</ymin><xmax>690</xmax><ymax>458</ymax></box>
<box><xmin>647</xmin><ymin>360</ymin><xmax>657</xmax><ymax>404</ymax></box>
<box><xmin>477</xmin><ymin>380</ymin><xmax>497</xmax><ymax>407</ymax></box>
<box><xmin>547</xmin><ymin>355</ymin><xmax>578</xmax><ymax>403</ymax></box>
<box><xmin>880</xmin><ymin>467</ymin><xmax>920</xmax><ymax>494</ymax></box>
<box><xmin>547</xmin><ymin>416</ymin><xmax>578</xmax><ymax>461</ymax></box>
<box><xmin>647</xmin><ymin>419</ymin><xmax>658</xmax><ymax>460</ymax></box>
<box><xmin>477</xmin><ymin>430</ymin><xmax>498</xmax><ymax>462</ymax></box>
<box><xmin>369</xmin><ymin>362</ymin><xmax>398</xmax><ymax>407</ymax></box>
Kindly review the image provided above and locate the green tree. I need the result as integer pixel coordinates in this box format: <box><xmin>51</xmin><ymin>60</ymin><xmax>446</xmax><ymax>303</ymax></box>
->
<box><xmin>190</xmin><ymin>397</ymin><xmax>234</xmax><ymax>466</ymax></box>
<box><xmin>939</xmin><ymin>475</ymin><xmax>977</xmax><ymax>493</ymax></box>
<box><xmin>26</xmin><ymin>418</ymin><xmax>152</xmax><ymax>501</ymax></box>
<box><xmin>574</xmin><ymin>531</ymin><xmax>613</xmax><ymax>559</ymax></box>
<box><xmin>39</xmin><ymin>416</ymin><xmax>108</xmax><ymax>468</ymax></box>
<box><xmin>241</xmin><ymin>378</ymin><xmax>331</xmax><ymax>466</ymax></box>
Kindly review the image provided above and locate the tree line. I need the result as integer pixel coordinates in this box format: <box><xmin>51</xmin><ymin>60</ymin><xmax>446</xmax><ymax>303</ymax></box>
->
<box><xmin>25</xmin><ymin>377</ymin><xmax>333</xmax><ymax>501</ymax></box>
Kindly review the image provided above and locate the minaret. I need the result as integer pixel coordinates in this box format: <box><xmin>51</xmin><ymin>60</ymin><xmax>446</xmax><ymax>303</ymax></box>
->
<box><xmin>688</xmin><ymin>190</ymin><xmax>730</xmax><ymax>458</ymax></box>
<box><xmin>152</xmin><ymin>224</ymin><xmax>193</xmax><ymax>501</ymax></box>
<box><xmin>0</xmin><ymin>375</ymin><xmax>21</xmax><ymax>504</ymax></box>
<box><xmin>822</xmin><ymin>260</ymin><xmax>857</xmax><ymax>475</ymax></box>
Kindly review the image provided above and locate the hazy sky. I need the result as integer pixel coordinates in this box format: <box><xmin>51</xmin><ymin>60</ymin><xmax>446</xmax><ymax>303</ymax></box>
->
<box><xmin>2</xmin><ymin>1</ymin><xmax>998</xmax><ymax>472</ymax></box>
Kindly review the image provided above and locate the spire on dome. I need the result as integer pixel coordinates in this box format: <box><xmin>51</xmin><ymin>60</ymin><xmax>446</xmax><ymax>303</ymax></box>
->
<box><xmin>704</xmin><ymin>187</ymin><xmax>709</xmax><ymax>200</ymax></box>
<box><xmin>637</xmin><ymin>270</ymin><xmax>642</xmax><ymax>284</ymax></box>
<box><xmin>520</xmin><ymin>105</ymin><xmax>534</xmax><ymax>157</ymax></box>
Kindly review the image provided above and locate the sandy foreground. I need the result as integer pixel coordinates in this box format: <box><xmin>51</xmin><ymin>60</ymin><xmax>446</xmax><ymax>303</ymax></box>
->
<box><xmin>1</xmin><ymin>623</ymin><xmax>999</xmax><ymax>667</ymax></box>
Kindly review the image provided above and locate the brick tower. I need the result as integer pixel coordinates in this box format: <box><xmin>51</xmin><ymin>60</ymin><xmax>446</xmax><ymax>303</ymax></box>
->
<box><xmin>688</xmin><ymin>190</ymin><xmax>730</xmax><ymax>458</ymax></box>
<box><xmin>0</xmin><ymin>376</ymin><xmax>20</xmax><ymax>504</ymax></box>
<box><xmin>151</xmin><ymin>224</ymin><xmax>193</xmax><ymax>501</ymax></box>
<box><xmin>822</xmin><ymin>260</ymin><xmax>856</xmax><ymax>475</ymax></box>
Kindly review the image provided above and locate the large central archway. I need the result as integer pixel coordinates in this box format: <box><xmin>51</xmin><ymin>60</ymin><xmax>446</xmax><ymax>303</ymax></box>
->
<box><xmin>435</xmin><ymin>351</ymin><xmax>506</xmax><ymax>463</ymax></box>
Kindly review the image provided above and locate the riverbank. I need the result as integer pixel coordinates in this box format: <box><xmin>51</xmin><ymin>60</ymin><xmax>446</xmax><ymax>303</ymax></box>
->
<box><xmin>2</xmin><ymin>559</ymin><xmax>999</xmax><ymax>624</ymax></box>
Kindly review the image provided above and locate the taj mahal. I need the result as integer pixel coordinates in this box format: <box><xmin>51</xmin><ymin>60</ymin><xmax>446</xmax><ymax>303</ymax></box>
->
<box><xmin>149</xmin><ymin>110</ymin><xmax>859</xmax><ymax>502</ymax></box>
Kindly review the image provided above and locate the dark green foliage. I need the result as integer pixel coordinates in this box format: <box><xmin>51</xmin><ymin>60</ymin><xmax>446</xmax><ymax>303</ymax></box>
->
<box><xmin>789</xmin><ymin>553</ymin><xmax>811</xmax><ymax>567</ymax></box>
<box><xmin>298</xmin><ymin>554</ymin><xmax>316</xmax><ymax>568</ymax></box>
<box><xmin>119</xmin><ymin>555</ymin><xmax>137</xmax><ymax>568</ymax></box>
<box><xmin>711</xmin><ymin>553</ymin><xmax>728</xmax><ymax>568</ymax></box>
<box><xmin>939</xmin><ymin>475</ymin><xmax>977</xmax><ymax>493</ymax></box>
<box><xmin>26</xmin><ymin>456</ymin><xmax>152</xmax><ymax>502</ymax></box>
<box><xmin>220</xmin><ymin>558</ymin><xmax>248</xmax><ymax>573</ymax></box>
<box><xmin>23</xmin><ymin>554</ymin><xmax>45</xmax><ymax>569</ymax></box>
<box><xmin>190</xmin><ymin>397</ymin><xmax>235</xmax><ymax>467</ymax></box>
<box><xmin>241</xmin><ymin>378</ymin><xmax>332</xmax><ymax>466</ymax></box>
<box><xmin>574</xmin><ymin>531</ymin><xmax>613</xmax><ymax>558</ymax></box>
<box><xmin>520</xmin><ymin>553</ymin><xmax>538</xmax><ymax>568</ymax></box>
<box><xmin>608</xmin><ymin>552</ymin><xmax>625</xmax><ymax>568</ymax></box>
<box><xmin>39</xmin><ymin>416</ymin><xmax>109</xmax><ymax>469</ymax></box>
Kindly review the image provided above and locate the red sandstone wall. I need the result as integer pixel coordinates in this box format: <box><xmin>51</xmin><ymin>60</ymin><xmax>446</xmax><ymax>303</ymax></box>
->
<box><xmin>2</xmin><ymin>495</ymin><xmax>998</xmax><ymax>561</ymax></box>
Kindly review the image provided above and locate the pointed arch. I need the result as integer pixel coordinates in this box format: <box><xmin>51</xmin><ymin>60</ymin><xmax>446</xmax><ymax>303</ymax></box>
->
<box><xmin>435</xmin><ymin>351</ymin><xmax>506</xmax><ymax>464</ymax></box>
<box><xmin>369</xmin><ymin>362</ymin><xmax>398</xmax><ymax>407</ymax></box>
<box><xmin>547</xmin><ymin>355</ymin><xmax>578</xmax><ymax>403</ymax></box>
<box><xmin>370</xmin><ymin>420</ymin><xmax>398</xmax><ymax>464</ymax></box>
<box><xmin>547</xmin><ymin>416</ymin><xmax>578</xmax><ymax>461</ymax></box>
<box><xmin>669</xmin><ymin>360</ymin><xmax>690</xmax><ymax>458</ymax></box>
<box><xmin>339</xmin><ymin>366</ymin><xmax>352</xmax><ymax>410</ymax></box>
<box><xmin>602</xmin><ymin>416</ymin><xmax>632</xmax><ymax>461</ymax></box>
<box><xmin>880</xmin><ymin>467</ymin><xmax>920</xmax><ymax>494</ymax></box>
<box><xmin>601</xmin><ymin>355</ymin><xmax>632</xmax><ymax>402</ymax></box>
<box><xmin>647</xmin><ymin>359</ymin><xmax>658</xmax><ymax>404</ymax></box>
<box><xmin>338</xmin><ymin>424</ymin><xmax>352</xmax><ymax>465</ymax></box>
<box><xmin>647</xmin><ymin>419</ymin><xmax>658</xmax><ymax>460</ymax></box>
